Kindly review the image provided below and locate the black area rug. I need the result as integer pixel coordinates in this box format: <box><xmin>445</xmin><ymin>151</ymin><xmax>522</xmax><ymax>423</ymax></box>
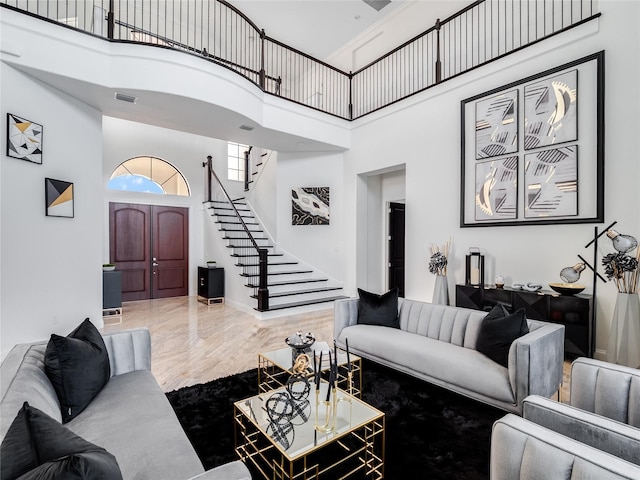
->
<box><xmin>166</xmin><ymin>360</ymin><xmax>504</xmax><ymax>479</ymax></box>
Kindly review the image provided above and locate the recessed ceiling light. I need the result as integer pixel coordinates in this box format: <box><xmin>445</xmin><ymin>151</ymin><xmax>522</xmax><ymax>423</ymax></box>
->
<box><xmin>114</xmin><ymin>92</ymin><xmax>137</xmax><ymax>103</ymax></box>
<box><xmin>239</xmin><ymin>124</ymin><xmax>255</xmax><ymax>131</ymax></box>
<box><xmin>355</xmin><ymin>15</ymin><xmax>361</xmax><ymax>20</ymax></box>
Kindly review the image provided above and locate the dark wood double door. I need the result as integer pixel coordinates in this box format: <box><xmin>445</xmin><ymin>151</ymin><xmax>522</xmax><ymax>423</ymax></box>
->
<box><xmin>109</xmin><ymin>203</ymin><xmax>189</xmax><ymax>301</ymax></box>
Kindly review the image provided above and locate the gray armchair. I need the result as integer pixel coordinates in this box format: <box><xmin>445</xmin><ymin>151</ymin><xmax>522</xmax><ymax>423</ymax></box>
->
<box><xmin>522</xmin><ymin>357</ymin><xmax>640</xmax><ymax>466</ymax></box>
<box><xmin>491</xmin><ymin>414</ymin><xmax>640</xmax><ymax>479</ymax></box>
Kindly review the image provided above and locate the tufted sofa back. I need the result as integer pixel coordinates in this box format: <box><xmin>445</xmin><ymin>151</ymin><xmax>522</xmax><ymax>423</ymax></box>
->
<box><xmin>570</xmin><ymin>358</ymin><xmax>640</xmax><ymax>428</ymax></box>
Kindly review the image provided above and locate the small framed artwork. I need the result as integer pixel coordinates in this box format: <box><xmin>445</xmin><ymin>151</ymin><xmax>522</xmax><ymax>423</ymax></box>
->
<box><xmin>292</xmin><ymin>187</ymin><xmax>330</xmax><ymax>225</ymax></box>
<box><xmin>475</xmin><ymin>90</ymin><xmax>518</xmax><ymax>160</ymax></box>
<box><xmin>475</xmin><ymin>157</ymin><xmax>518</xmax><ymax>221</ymax></box>
<box><xmin>45</xmin><ymin>178</ymin><xmax>74</xmax><ymax>218</ymax></box>
<box><xmin>524</xmin><ymin>146</ymin><xmax>578</xmax><ymax>218</ymax></box>
<box><xmin>7</xmin><ymin>113</ymin><xmax>43</xmax><ymax>164</ymax></box>
<box><xmin>524</xmin><ymin>70</ymin><xmax>577</xmax><ymax>149</ymax></box>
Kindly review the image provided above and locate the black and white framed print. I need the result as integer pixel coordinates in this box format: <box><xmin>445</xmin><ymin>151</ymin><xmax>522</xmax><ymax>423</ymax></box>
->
<box><xmin>460</xmin><ymin>51</ymin><xmax>603</xmax><ymax>227</ymax></box>
<box><xmin>7</xmin><ymin>113</ymin><xmax>43</xmax><ymax>164</ymax></box>
<box><xmin>292</xmin><ymin>187</ymin><xmax>330</xmax><ymax>225</ymax></box>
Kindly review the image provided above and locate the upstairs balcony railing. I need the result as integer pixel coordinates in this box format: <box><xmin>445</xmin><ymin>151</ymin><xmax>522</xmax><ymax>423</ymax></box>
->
<box><xmin>1</xmin><ymin>0</ymin><xmax>599</xmax><ymax>120</ymax></box>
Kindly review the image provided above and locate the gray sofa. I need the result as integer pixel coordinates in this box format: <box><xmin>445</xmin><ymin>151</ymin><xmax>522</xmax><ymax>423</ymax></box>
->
<box><xmin>522</xmin><ymin>357</ymin><xmax>640</xmax><ymax>466</ymax></box>
<box><xmin>0</xmin><ymin>327</ymin><xmax>251</xmax><ymax>480</ymax></box>
<box><xmin>490</xmin><ymin>414</ymin><xmax>640</xmax><ymax>479</ymax></box>
<box><xmin>334</xmin><ymin>297</ymin><xmax>565</xmax><ymax>413</ymax></box>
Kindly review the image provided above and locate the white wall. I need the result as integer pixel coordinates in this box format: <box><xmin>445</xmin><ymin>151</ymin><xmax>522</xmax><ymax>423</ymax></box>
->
<box><xmin>275</xmin><ymin>152</ymin><xmax>345</xmax><ymax>284</ymax></box>
<box><xmin>1</xmin><ymin>66</ymin><xmax>103</xmax><ymax>358</ymax></box>
<box><xmin>343</xmin><ymin>1</ymin><xmax>640</xmax><ymax>358</ymax></box>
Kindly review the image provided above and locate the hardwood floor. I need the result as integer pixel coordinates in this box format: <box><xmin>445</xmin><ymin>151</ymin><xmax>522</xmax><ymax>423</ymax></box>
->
<box><xmin>101</xmin><ymin>296</ymin><xmax>334</xmax><ymax>392</ymax></box>
<box><xmin>101</xmin><ymin>296</ymin><xmax>571</xmax><ymax>401</ymax></box>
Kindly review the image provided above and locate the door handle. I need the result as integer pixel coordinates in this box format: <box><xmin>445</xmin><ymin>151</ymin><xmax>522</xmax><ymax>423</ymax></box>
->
<box><xmin>152</xmin><ymin>262</ymin><xmax>159</xmax><ymax>267</ymax></box>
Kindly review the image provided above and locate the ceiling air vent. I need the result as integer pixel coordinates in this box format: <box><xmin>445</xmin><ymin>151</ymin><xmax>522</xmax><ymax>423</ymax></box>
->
<box><xmin>362</xmin><ymin>0</ymin><xmax>391</xmax><ymax>12</ymax></box>
<box><xmin>114</xmin><ymin>92</ymin><xmax>137</xmax><ymax>104</ymax></box>
<box><xmin>238</xmin><ymin>124</ymin><xmax>255</xmax><ymax>131</ymax></box>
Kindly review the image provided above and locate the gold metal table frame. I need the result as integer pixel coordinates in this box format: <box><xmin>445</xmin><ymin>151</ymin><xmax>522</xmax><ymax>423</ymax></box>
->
<box><xmin>258</xmin><ymin>342</ymin><xmax>363</xmax><ymax>398</ymax></box>
<box><xmin>234</xmin><ymin>384</ymin><xmax>384</xmax><ymax>480</ymax></box>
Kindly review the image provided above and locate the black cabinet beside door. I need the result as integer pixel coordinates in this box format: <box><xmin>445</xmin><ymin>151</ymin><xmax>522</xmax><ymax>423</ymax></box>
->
<box><xmin>198</xmin><ymin>266</ymin><xmax>225</xmax><ymax>305</ymax></box>
<box><xmin>456</xmin><ymin>284</ymin><xmax>593</xmax><ymax>358</ymax></box>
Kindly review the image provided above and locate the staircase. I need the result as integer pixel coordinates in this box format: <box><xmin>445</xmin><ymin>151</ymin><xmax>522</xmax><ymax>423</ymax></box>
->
<box><xmin>207</xmin><ymin>198</ymin><xmax>347</xmax><ymax>312</ymax></box>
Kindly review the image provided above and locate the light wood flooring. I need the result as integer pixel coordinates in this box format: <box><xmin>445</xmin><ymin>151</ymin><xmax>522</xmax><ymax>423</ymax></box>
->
<box><xmin>101</xmin><ymin>296</ymin><xmax>571</xmax><ymax>401</ymax></box>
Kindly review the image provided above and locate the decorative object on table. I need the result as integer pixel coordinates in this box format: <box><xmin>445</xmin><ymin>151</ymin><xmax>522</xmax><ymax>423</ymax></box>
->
<box><xmin>45</xmin><ymin>178</ymin><xmax>74</xmax><ymax>218</ymax></box>
<box><xmin>548</xmin><ymin>283</ymin><xmax>586</xmax><ymax>295</ymax></box>
<box><xmin>602</xmin><ymin>225</ymin><xmax>640</xmax><ymax>367</ymax></box>
<box><xmin>285</xmin><ymin>332</ymin><xmax>315</xmax><ymax>363</ymax></box>
<box><xmin>102</xmin><ymin>263</ymin><xmax>115</xmax><ymax>272</ymax></box>
<box><xmin>6</xmin><ymin>113</ymin><xmax>43</xmax><ymax>164</ymax></box>
<box><xmin>495</xmin><ymin>276</ymin><xmax>505</xmax><ymax>288</ymax></box>
<box><xmin>291</xmin><ymin>187</ymin><xmax>330</xmax><ymax>225</ymax></box>
<box><xmin>521</xmin><ymin>283</ymin><xmax>543</xmax><ymax>292</ymax></box>
<box><xmin>460</xmin><ymin>52</ymin><xmax>604</xmax><ymax>227</ymax></box>
<box><xmin>286</xmin><ymin>354</ymin><xmax>311</xmax><ymax>402</ymax></box>
<box><xmin>206</xmin><ymin>260</ymin><xmax>217</xmax><ymax>268</ymax></box>
<box><xmin>465</xmin><ymin>247</ymin><xmax>484</xmax><ymax>287</ymax></box>
<box><xmin>429</xmin><ymin>238</ymin><xmax>451</xmax><ymax>305</ymax></box>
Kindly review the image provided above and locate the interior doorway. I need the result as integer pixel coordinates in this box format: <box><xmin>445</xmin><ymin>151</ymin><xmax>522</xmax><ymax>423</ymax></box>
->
<box><xmin>109</xmin><ymin>202</ymin><xmax>189</xmax><ymax>301</ymax></box>
<box><xmin>388</xmin><ymin>202</ymin><xmax>405</xmax><ymax>297</ymax></box>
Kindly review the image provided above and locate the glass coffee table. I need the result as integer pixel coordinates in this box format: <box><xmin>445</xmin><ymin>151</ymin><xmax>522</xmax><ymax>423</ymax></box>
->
<box><xmin>258</xmin><ymin>342</ymin><xmax>363</xmax><ymax>398</ymax></box>
<box><xmin>234</xmin><ymin>383</ymin><xmax>384</xmax><ymax>480</ymax></box>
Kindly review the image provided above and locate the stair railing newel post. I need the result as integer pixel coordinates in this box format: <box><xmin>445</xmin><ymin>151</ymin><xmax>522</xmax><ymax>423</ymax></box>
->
<box><xmin>204</xmin><ymin>156</ymin><xmax>213</xmax><ymax>202</ymax></box>
<box><xmin>348</xmin><ymin>71</ymin><xmax>353</xmax><ymax>120</ymax></box>
<box><xmin>259</xmin><ymin>29</ymin><xmax>266</xmax><ymax>90</ymax></box>
<box><xmin>243</xmin><ymin>148</ymin><xmax>251</xmax><ymax>192</ymax></box>
<box><xmin>107</xmin><ymin>0</ymin><xmax>115</xmax><ymax>39</ymax></box>
<box><xmin>258</xmin><ymin>249</ymin><xmax>269</xmax><ymax>311</ymax></box>
<box><xmin>435</xmin><ymin>18</ymin><xmax>442</xmax><ymax>83</ymax></box>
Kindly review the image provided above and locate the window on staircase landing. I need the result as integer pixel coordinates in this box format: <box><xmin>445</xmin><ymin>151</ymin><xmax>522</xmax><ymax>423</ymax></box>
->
<box><xmin>228</xmin><ymin>142</ymin><xmax>249</xmax><ymax>182</ymax></box>
<box><xmin>108</xmin><ymin>156</ymin><xmax>190</xmax><ymax>196</ymax></box>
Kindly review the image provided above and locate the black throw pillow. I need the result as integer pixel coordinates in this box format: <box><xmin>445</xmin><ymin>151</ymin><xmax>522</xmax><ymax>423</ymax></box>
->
<box><xmin>44</xmin><ymin>318</ymin><xmax>110</xmax><ymax>423</ymax></box>
<box><xmin>476</xmin><ymin>305</ymin><xmax>529</xmax><ymax>368</ymax></box>
<box><xmin>356</xmin><ymin>288</ymin><xmax>400</xmax><ymax>328</ymax></box>
<box><xmin>0</xmin><ymin>402</ymin><xmax>122</xmax><ymax>480</ymax></box>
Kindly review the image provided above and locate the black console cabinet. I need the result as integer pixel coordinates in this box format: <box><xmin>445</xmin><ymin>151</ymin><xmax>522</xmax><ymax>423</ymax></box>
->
<box><xmin>456</xmin><ymin>284</ymin><xmax>593</xmax><ymax>358</ymax></box>
<box><xmin>103</xmin><ymin>271</ymin><xmax>122</xmax><ymax>315</ymax></box>
<box><xmin>198</xmin><ymin>266</ymin><xmax>225</xmax><ymax>305</ymax></box>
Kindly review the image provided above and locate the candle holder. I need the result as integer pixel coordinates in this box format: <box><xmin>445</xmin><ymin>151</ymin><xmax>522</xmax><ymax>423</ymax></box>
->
<box><xmin>314</xmin><ymin>387</ymin><xmax>337</xmax><ymax>433</ymax></box>
<box><xmin>465</xmin><ymin>248</ymin><xmax>485</xmax><ymax>287</ymax></box>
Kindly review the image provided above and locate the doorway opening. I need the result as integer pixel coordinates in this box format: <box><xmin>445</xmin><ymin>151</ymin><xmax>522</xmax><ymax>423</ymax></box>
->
<box><xmin>109</xmin><ymin>202</ymin><xmax>189</xmax><ymax>301</ymax></box>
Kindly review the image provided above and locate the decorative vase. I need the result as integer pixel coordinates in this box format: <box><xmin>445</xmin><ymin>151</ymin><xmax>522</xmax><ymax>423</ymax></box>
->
<box><xmin>607</xmin><ymin>292</ymin><xmax>640</xmax><ymax>368</ymax></box>
<box><xmin>433</xmin><ymin>275</ymin><xmax>449</xmax><ymax>305</ymax></box>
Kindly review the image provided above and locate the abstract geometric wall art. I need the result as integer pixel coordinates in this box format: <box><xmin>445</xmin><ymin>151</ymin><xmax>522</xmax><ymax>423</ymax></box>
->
<box><xmin>524</xmin><ymin>70</ymin><xmax>577</xmax><ymax>150</ymax></box>
<box><xmin>291</xmin><ymin>187</ymin><xmax>330</xmax><ymax>225</ymax></box>
<box><xmin>474</xmin><ymin>157</ymin><xmax>518</xmax><ymax>221</ymax></box>
<box><xmin>524</xmin><ymin>146</ymin><xmax>578</xmax><ymax>218</ymax></box>
<box><xmin>7</xmin><ymin>113</ymin><xmax>43</xmax><ymax>164</ymax></box>
<box><xmin>475</xmin><ymin>90</ymin><xmax>518</xmax><ymax>160</ymax></box>
<box><xmin>45</xmin><ymin>178</ymin><xmax>74</xmax><ymax>218</ymax></box>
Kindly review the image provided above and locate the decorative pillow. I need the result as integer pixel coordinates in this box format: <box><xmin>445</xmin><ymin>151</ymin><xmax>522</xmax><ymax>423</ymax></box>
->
<box><xmin>44</xmin><ymin>318</ymin><xmax>110</xmax><ymax>423</ymax></box>
<box><xmin>0</xmin><ymin>402</ymin><xmax>122</xmax><ymax>480</ymax></box>
<box><xmin>356</xmin><ymin>288</ymin><xmax>400</xmax><ymax>328</ymax></box>
<box><xmin>476</xmin><ymin>305</ymin><xmax>529</xmax><ymax>367</ymax></box>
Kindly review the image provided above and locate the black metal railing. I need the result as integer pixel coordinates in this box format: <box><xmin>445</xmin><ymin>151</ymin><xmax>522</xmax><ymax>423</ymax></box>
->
<box><xmin>1</xmin><ymin>0</ymin><xmax>599</xmax><ymax>120</ymax></box>
<box><xmin>204</xmin><ymin>155</ymin><xmax>269</xmax><ymax>310</ymax></box>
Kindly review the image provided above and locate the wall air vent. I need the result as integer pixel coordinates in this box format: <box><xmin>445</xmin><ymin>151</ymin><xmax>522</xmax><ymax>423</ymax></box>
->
<box><xmin>362</xmin><ymin>0</ymin><xmax>391</xmax><ymax>12</ymax></box>
<box><xmin>114</xmin><ymin>92</ymin><xmax>137</xmax><ymax>103</ymax></box>
<box><xmin>238</xmin><ymin>124</ymin><xmax>255</xmax><ymax>131</ymax></box>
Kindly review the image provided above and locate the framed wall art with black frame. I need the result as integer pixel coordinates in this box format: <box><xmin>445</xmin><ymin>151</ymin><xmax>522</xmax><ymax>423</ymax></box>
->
<box><xmin>6</xmin><ymin>113</ymin><xmax>43</xmax><ymax>164</ymax></box>
<box><xmin>45</xmin><ymin>178</ymin><xmax>74</xmax><ymax>218</ymax></box>
<box><xmin>460</xmin><ymin>51</ymin><xmax>604</xmax><ymax>227</ymax></box>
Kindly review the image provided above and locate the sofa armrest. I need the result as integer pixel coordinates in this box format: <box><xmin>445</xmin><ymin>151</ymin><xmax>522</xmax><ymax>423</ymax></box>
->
<box><xmin>102</xmin><ymin>328</ymin><xmax>152</xmax><ymax>376</ymax></box>
<box><xmin>570</xmin><ymin>357</ymin><xmax>640</xmax><ymax>427</ymax></box>
<box><xmin>187</xmin><ymin>462</ymin><xmax>251</xmax><ymax>480</ymax></box>
<box><xmin>334</xmin><ymin>298</ymin><xmax>359</xmax><ymax>345</ymax></box>
<box><xmin>523</xmin><ymin>395</ymin><xmax>640</xmax><ymax>466</ymax></box>
<box><xmin>491</xmin><ymin>414</ymin><xmax>640</xmax><ymax>480</ymax></box>
<box><xmin>509</xmin><ymin>322</ymin><xmax>564</xmax><ymax>412</ymax></box>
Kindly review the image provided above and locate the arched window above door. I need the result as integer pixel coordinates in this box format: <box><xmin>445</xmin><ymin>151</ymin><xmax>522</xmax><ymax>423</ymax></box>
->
<box><xmin>108</xmin><ymin>156</ymin><xmax>190</xmax><ymax>196</ymax></box>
